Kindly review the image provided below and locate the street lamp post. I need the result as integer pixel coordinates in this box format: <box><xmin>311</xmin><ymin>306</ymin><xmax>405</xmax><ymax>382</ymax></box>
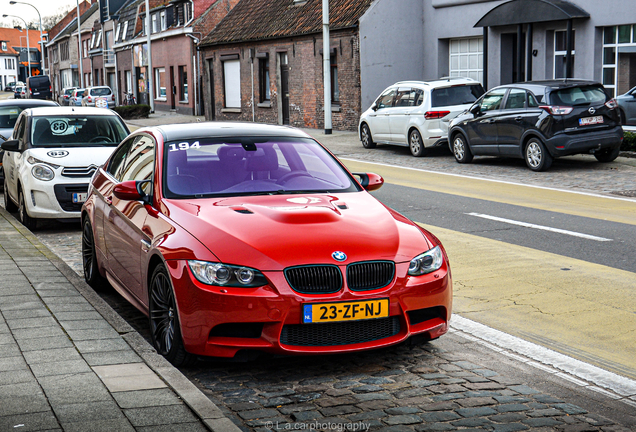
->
<box><xmin>3</xmin><ymin>14</ymin><xmax>30</xmax><ymax>80</ymax></box>
<box><xmin>10</xmin><ymin>1</ymin><xmax>44</xmax><ymax>76</ymax></box>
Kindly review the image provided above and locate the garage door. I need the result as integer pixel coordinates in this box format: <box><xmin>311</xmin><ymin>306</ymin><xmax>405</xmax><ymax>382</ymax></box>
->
<box><xmin>449</xmin><ymin>38</ymin><xmax>483</xmax><ymax>84</ymax></box>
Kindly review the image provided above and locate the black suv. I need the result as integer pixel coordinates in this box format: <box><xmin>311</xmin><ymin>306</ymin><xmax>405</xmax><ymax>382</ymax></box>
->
<box><xmin>448</xmin><ymin>80</ymin><xmax>623</xmax><ymax>171</ymax></box>
<box><xmin>26</xmin><ymin>75</ymin><xmax>52</xmax><ymax>100</ymax></box>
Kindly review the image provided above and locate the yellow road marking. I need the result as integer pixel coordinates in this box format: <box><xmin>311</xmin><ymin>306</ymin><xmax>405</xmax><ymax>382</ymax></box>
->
<box><xmin>343</xmin><ymin>159</ymin><xmax>636</xmax><ymax>226</ymax></box>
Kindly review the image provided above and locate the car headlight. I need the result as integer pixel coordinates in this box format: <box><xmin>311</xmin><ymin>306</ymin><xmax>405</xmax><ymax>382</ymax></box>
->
<box><xmin>188</xmin><ymin>260</ymin><xmax>267</xmax><ymax>287</ymax></box>
<box><xmin>31</xmin><ymin>164</ymin><xmax>55</xmax><ymax>181</ymax></box>
<box><xmin>408</xmin><ymin>246</ymin><xmax>444</xmax><ymax>276</ymax></box>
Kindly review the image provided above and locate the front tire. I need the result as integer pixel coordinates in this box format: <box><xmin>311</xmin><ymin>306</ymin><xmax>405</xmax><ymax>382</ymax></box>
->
<box><xmin>82</xmin><ymin>217</ymin><xmax>107</xmax><ymax>289</ymax></box>
<box><xmin>525</xmin><ymin>138</ymin><xmax>553</xmax><ymax>172</ymax></box>
<box><xmin>594</xmin><ymin>146</ymin><xmax>620</xmax><ymax>163</ymax></box>
<box><xmin>452</xmin><ymin>133</ymin><xmax>473</xmax><ymax>163</ymax></box>
<box><xmin>3</xmin><ymin>178</ymin><xmax>18</xmax><ymax>212</ymax></box>
<box><xmin>409</xmin><ymin>129</ymin><xmax>426</xmax><ymax>157</ymax></box>
<box><xmin>360</xmin><ymin>124</ymin><xmax>376</xmax><ymax>149</ymax></box>
<box><xmin>149</xmin><ymin>264</ymin><xmax>195</xmax><ymax>367</ymax></box>
<box><xmin>18</xmin><ymin>189</ymin><xmax>37</xmax><ymax>230</ymax></box>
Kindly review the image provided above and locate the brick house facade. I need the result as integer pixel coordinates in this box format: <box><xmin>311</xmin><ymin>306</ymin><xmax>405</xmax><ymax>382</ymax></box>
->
<box><xmin>199</xmin><ymin>0</ymin><xmax>373</xmax><ymax>132</ymax></box>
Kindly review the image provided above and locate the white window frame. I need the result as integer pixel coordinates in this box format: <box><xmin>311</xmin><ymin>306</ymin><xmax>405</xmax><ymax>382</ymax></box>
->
<box><xmin>122</xmin><ymin>21</ymin><xmax>129</xmax><ymax>41</ymax></box>
<box><xmin>1</xmin><ymin>41</ymin><xmax>6</xmax><ymax>51</ymax></box>
<box><xmin>155</xmin><ymin>67</ymin><xmax>166</xmax><ymax>100</ymax></box>
<box><xmin>160</xmin><ymin>11</ymin><xmax>166</xmax><ymax>31</ymax></box>
<box><xmin>115</xmin><ymin>23</ymin><xmax>121</xmax><ymax>42</ymax></box>
<box><xmin>449</xmin><ymin>37</ymin><xmax>483</xmax><ymax>84</ymax></box>
<box><xmin>553</xmin><ymin>30</ymin><xmax>575</xmax><ymax>79</ymax></box>
<box><xmin>223</xmin><ymin>59</ymin><xmax>241</xmax><ymax>108</ymax></box>
<box><xmin>602</xmin><ymin>24</ymin><xmax>636</xmax><ymax>98</ymax></box>
<box><xmin>152</xmin><ymin>14</ymin><xmax>158</xmax><ymax>33</ymax></box>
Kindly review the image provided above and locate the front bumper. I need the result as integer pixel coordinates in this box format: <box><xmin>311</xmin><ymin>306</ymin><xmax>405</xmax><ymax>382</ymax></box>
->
<box><xmin>22</xmin><ymin>178</ymin><xmax>88</xmax><ymax>219</ymax></box>
<box><xmin>167</xmin><ymin>259</ymin><xmax>452</xmax><ymax>358</ymax></box>
<box><xmin>545</xmin><ymin>126</ymin><xmax>623</xmax><ymax>157</ymax></box>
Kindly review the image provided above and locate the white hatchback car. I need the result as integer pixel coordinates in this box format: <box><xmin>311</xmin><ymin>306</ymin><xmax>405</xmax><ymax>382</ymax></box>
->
<box><xmin>1</xmin><ymin>107</ymin><xmax>129</xmax><ymax>229</ymax></box>
<box><xmin>359</xmin><ymin>78</ymin><xmax>484</xmax><ymax>156</ymax></box>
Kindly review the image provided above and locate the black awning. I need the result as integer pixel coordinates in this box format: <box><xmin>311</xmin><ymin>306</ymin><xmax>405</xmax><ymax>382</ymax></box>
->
<box><xmin>475</xmin><ymin>0</ymin><xmax>589</xmax><ymax>27</ymax></box>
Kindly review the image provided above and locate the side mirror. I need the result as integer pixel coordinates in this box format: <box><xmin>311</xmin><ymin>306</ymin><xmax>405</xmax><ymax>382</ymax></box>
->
<box><xmin>371</xmin><ymin>103</ymin><xmax>378</xmax><ymax>112</ymax></box>
<box><xmin>353</xmin><ymin>172</ymin><xmax>384</xmax><ymax>192</ymax></box>
<box><xmin>1</xmin><ymin>139</ymin><xmax>20</xmax><ymax>152</ymax></box>
<box><xmin>469</xmin><ymin>104</ymin><xmax>481</xmax><ymax>116</ymax></box>
<box><xmin>113</xmin><ymin>179</ymin><xmax>150</xmax><ymax>201</ymax></box>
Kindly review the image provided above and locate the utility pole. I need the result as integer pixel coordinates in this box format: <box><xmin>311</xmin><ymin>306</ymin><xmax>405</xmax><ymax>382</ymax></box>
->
<box><xmin>322</xmin><ymin>0</ymin><xmax>331</xmax><ymax>134</ymax></box>
<box><xmin>77</xmin><ymin>0</ymin><xmax>84</xmax><ymax>87</ymax></box>
<box><xmin>145</xmin><ymin>0</ymin><xmax>155</xmax><ymax>112</ymax></box>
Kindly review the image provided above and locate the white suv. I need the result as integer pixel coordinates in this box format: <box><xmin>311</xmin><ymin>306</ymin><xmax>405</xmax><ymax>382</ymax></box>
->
<box><xmin>1</xmin><ymin>107</ymin><xmax>129</xmax><ymax>229</ymax></box>
<box><xmin>359</xmin><ymin>78</ymin><xmax>484</xmax><ymax>156</ymax></box>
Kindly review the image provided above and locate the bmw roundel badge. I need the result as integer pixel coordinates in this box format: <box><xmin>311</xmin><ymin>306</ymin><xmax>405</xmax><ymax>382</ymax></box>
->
<box><xmin>332</xmin><ymin>251</ymin><xmax>347</xmax><ymax>262</ymax></box>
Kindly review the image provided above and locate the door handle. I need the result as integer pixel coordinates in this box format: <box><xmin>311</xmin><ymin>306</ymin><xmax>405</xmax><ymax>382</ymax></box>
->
<box><xmin>141</xmin><ymin>239</ymin><xmax>151</xmax><ymax>253</ymax></box>
<box><xmin>104</xmin><ymin>196</ymin><xmax>112</xmax><ymax>205</ymax></box>
<box><xmin>515</xmin><ymin>116</ymin><xmax>523</xmax><ymax>122</ymax></box>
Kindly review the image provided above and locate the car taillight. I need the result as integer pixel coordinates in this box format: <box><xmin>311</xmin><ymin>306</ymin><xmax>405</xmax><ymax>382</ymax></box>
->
<box><xmin>424</xmin><ymin>111</ymin><xmax>451</xmax><ymax>119</ymax></box>
<box><xmin>88</xmin><ymin>96</ymin><xmax>92</xmax><ymax>102</ymax></box>
<box><xmin>605</xmin><ymin>98</ymin><xmax>618</xmax><ymax>109</ymax></box>
<box><xmin>539</xmin><ymin>105</ymin><xmax>573</xmax><ymax>115</ymax></box>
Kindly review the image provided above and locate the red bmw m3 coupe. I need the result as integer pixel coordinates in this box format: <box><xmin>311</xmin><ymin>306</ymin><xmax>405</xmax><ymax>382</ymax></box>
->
<box><xmin>81</xmin><ymin>122</ymin><xmax>452</xmax><ymax>365</ymax></box>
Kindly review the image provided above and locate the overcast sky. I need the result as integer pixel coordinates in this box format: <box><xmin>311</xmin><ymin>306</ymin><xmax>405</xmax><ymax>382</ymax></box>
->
<box><xmin>0</xmin><ymin>0</ymin><xmax>78</xmax><ymax>29</ymax></box>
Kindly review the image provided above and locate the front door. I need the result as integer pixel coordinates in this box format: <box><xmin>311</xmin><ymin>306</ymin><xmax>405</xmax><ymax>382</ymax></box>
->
<box><xmin>170</xmin><ymin>66</ymin><xmax>176</xmax><ymax>110</ymax></box>
<box><xmin>464</xmin><ymin>88</ymin><xmax>507</xmax><ymax>155</ymax></box>
<box><xmin>280</xmin><ymin>53</ymin><xmax>290</xmax><ymax>125</ymax></box>
<box><xmin>369</xmin><ymin>88</ymin><xmax>396</xmax><ymax>143</ymax></box>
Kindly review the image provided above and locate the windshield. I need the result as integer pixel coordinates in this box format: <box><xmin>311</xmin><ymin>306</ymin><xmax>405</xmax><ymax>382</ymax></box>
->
<box><xmin>432</xmin><ymin>84</ymin><xmax>485</xmax><ymax>107</ymax></box>
<box><xmin>163</xmin><ymin>137</ymin><xmax>360</xmax><ymax>198</ymax></box>
<box><xmin>549</xmin><ymin>85</ymin><xmax>608</xmax><ymax>106</ymax></box>
<box><xmin>30</xmin><ymin>115</ymin><xmax>128</xmax><ymax>147</ymax></box>
<box><xmin>0</xmin><ymin>106</ymin><xmax>24</xmax><ymax>130</ymax></box>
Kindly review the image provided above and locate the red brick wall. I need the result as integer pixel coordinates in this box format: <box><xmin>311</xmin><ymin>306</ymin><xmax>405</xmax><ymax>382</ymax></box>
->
<box><xmin>194</xmin><ymin>0</ymin><xmax>241</xmax><ymax>39</ymax></box>
<box><xmin>148</xmin><ymin>35</ymin><xmax>195</xmax><ymax>114</ymax></box>
<box><xmin>202</xmin><ymin>29</ymin><xmax>361</xmax><ymax>131</ymax></box>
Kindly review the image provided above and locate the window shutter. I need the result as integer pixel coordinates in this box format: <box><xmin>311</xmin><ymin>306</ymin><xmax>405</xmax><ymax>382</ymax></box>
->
<box><xmin>223</xmin><ymin>60</ymin><xmax>241</xmax><ymax>108</ymax></box>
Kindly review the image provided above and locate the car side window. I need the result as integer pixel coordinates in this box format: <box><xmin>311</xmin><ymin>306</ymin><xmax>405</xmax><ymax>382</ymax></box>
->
<box><xmin>14</xmin><ymin>115</ymin><xmax>27</xmax><ymax>149</ymax></box>
<box><xmin>394</xmin><ymin>88</ymin><xmax>412</xmax><ymax>107</ymax></box>
<box><xmin>413</xmin><ymin>89</ymin><xmax>424</xmax><ymax>106</ymax></box>
<box><xmin>120</xmin><ymin>135</ymin><xmax>156</xmax><ymax>195</ymax></box>
<box><xmin>376</xmin><ymin>89</ymin><xmax>396</xmax><ymax>109</ymax></box>
<box><xmin>528</xmin><ymin>92</ymin><xmax>540</xmax><ymax>107</ymax></box>
<box><xmin>480</xmin><ymin>89</ymin><xmax>507</xmax><ymax>112</ymax></box>
<box><xmin>504</xmin><ymin>89</ymin><xmax>526</xmax><ymax>109</ymax></box>
<box><xmin>108</xmin><ymin>137</ymin><xmax>137</xmax><ymax>180</ymax></box>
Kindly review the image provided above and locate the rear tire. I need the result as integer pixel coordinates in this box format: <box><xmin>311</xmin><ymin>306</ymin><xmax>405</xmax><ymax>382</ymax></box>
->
<box><xmin>409</xmin><ymin>129</ymin><xmax>426</xmax><ymax>157</ymax></box>
<box><xmin>18</xmin><ymin>189</ymin><xmax>37</xmax><ymax>230</ymax></box>
<box><xmin>360</xmin><ymin>124</ymin><xmax>376</xmax><ymax>149</ymax></box>
<box><xmin>452</xmin><ymin>133</ymin><xmax>473</xmax><ymax>163</ymax></box>
<box><xmin>525</xmin><ymin>138</ymin><xmax>553</xmax><ymax>172</ymax></box>
<box><xmin>594</xmin><ymin>146</ymin><xmax>620</xmax><ymax>163</ymax></box>
<box><xmin>149</xmin><ymin>264</ymin><xmax>195</xmax><ymax>367</ymax></box>
<box><xmin>3</xmin><ymin>178</ymin><xmax>18</xmax><ymax>212</ymax></box>
<box><xmin>82</xmin><ymin>217</ymin><xmax>107</xmax><ymax>289</ymax></box>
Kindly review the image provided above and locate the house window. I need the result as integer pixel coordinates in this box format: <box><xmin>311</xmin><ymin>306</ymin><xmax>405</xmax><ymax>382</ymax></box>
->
<box><xmin>96</xmin><ymin>30</ymin><xmax>102</xmax><ymax>48</ymax></box>
<box><xmin>155</xmin><ymin>67</ymin><xmax>166</xmax><ymax>99</ymax></box>
<box><xmin>602</xmin><ymin>25</ymin><xmax>636</xmax><ymax>98</ymax></box>
<box><xmin>554</xmin><ymin>30</ymin><xmax>575</xmax><ymax>79</ymax></box>
<box><xmin>178</xmin><ymin>65</ymin><xmax>188</xmax><ymax>102</ymax></box>
<box><xmin>330</xmin><ymin>53</ymin><xmax>339</xmax><ymax>103</ymax></box>
<box><xmin>125</xmin><ymin>70</ymin><xmax>132</xmax><ymax>93</ymax></box>
<box><xmin>122</xmin><ymin>21</ymin><xmax>129</xmax><ymax>41</ymax></box>
<box><xmin>152</xmin><ymin>14</ymin><xmax>159</xmax><ymax>33</ymax></box>
<box><xmin>83</xmin><ymin>40</ymin><xmax>87</xmax><ymax>57</ymax></box>
<box><xmin>1</xmin><ymin>41</ymin><xmax>6</xmax><ymax>51</ymax></box>
<box><xmin>115</xmin><ymin>23</ymin><xmax>121</xmax><ymax>42</ymax></box>
<box><xmin>90</xmin><ymin>32</ymin><xmax>96</xmax><ymax>49</ymax></box>
<box><xmin>160</xmin><ymin>11</ymin><xmax>166</xmax><ymax>31</ymax></box>
<box><xmin>184</xmin><ymin>1</ymin><xmax>193</xmax><ymax>23</ymax></box>
<box><xmin>258</xmin><ymin>55</ymin><xmax>270</xmax><ymax>103</ymax></box>
<box><xmin>222</xmin><ymin>59</ymin><xmax>241</xmax><ymax>108</ymax></box>
<box><xmin>449</xmin><ymin>37</ymin><xmax>483</xmax><ymax>83</ymax></box>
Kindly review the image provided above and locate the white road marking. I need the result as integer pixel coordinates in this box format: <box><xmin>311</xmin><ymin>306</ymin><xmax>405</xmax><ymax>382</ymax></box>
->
<box><xmin>452</xmin><ymin>315</ymin><xmax>636</xmax><ymax>402</ymax></box>
<box><xmin>342</xmin><ymin>157</ymin><xmax>636</xmax><ymax>203</ymax></box>
<box><xmin>466</xmin><ymin>212</ymin><xmax>612</xmax><ymax>242</ymax></box>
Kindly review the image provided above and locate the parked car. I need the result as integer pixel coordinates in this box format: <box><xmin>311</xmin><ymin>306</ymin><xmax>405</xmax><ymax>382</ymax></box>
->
<box><xmin>81</xmin><ymin>122</ymin><xmax>453</xmax><ymax>365</ymax></box>
<box><xmin>448</xmin><ymin>79</ymin><xmax>623</xmax><ymax>171</ymax></box>
<box><xmin>59</xmin><ymin>87</ymin><xmax>77</xmax><ymax>106</ymax></box>
<box><xmin>0</xmin><ymin>99</ymin><xmax>59</xmax><ymax>188</ymax></box>
<box><xmin>359</xmin><ymin>77</ymin><xmax>485</xmax><ymax>156</ymax></box>
<box><xmin>1</xmin><ymin>107</ymin><xmax>130</xmax><ymax>229</ymax></box>
<box><xmin>14</xmin><ymin>85</ymin><xmax>26</xmax><ymax>99</ymax></box>
<box><xmin>615</xmin><ymin>85</ymin><xmax>636</xmax><ymax>127</ymax></box>
<box><xmin>81</xmin><ymin>86</ymin><xmax>116</xmax><ymax>108</ymax></box>
<box><xmin>70</xmin><ymin>88</ymin><xmax>86</xmax><ymax>106</ymax></box>
<box><xmin>4</xmin><ymin>81</ymin><xmax>24</xmax><ymax>92</ymax></box>
<box><xmin>26</xmin><ymin>75</ymin><xmax>52</xmax><ymax>100</ymax></box>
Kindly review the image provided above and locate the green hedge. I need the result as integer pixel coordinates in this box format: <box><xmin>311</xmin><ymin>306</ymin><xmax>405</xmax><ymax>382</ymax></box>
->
<box><xmin>623</xmin><ymin>131</ymin><xmax>636</xmax><ymax>152</ymax></box>
<box><xmin>112</xmin><ymin>104</ymin><xmax>151</xmax><ymax>120</ymax></box>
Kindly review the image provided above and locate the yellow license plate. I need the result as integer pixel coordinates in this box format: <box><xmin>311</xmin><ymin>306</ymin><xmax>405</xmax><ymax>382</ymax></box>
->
<box><xmin>302</xmin><ymin>299</ymin><xmax>389</xmax><ymax>324</ymax></box>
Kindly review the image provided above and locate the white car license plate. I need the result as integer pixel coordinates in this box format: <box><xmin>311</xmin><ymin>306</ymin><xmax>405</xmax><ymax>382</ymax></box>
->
<box><xmin>579</xmin><ymin>116</ymin><xmax>603</xmax><ymax>126</ymax></box>
<box><xmin>72</xmin><ymin>193</ymin><xmax>87</xmax><ymax>203</ymax></box>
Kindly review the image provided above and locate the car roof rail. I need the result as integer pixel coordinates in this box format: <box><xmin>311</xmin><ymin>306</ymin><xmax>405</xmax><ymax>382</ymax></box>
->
<box><xmin>437</xmin><ymin>76</ymin><xmax>476</xmax><ymax>82</ymax></box>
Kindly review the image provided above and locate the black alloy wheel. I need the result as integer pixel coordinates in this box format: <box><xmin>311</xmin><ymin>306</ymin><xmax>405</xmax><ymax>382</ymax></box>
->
<box><xmin>82</xmin><ymin>218</ymin><xmax>106</xmax><ymax>288</ymax></box>
<box><xmin>149</xmin><ymin>264</ymin><xmax>194</xmax><ymax>367</ymax></box>
<box><xmin>524</xmin><ymin>138</ymin><xmax>553</xmax><ymax>172</ymax></box>
<box><xmin>409</xmin><ymin>129</ymin><xmax>426</xmax><ymax>157</ymax></box>
<box><xmin>3</xmin><ymin>178</ymin><xmax>18</xmax><ymax>212</ymax></box>
<box><xmin>594</xmin><ymin>146</ymin><xmax>620</xmax><ymax>163</ymax></box>
<box><xmin>18</xmin><ymin>189</ymin><xmax>37</xmax><ymax>230</ymax></box>
<box><xmin>452</xmin><ymin>133</ymin><xmax>473</xmax><ymax>163</ymax></box>
<box><xmin>360</xmin><ymin>123</ymin><xmax>376</xmax><ymax>149</ymax></box>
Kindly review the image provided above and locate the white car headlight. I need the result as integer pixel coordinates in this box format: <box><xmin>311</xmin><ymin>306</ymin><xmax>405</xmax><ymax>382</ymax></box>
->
<box><xmin>31</xmin><ymin>164</ymin><xmax>55</xmax><ymax>181</ymax></box>
<box><xmin>408</xmin><ymin>246</ymin><xmax>444</xmax><ymax>276</ymax></box>
<box><xmin>188</xmin><ymin>260</ymin><xmax>267</xmax><ymax>287</ymax></box>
